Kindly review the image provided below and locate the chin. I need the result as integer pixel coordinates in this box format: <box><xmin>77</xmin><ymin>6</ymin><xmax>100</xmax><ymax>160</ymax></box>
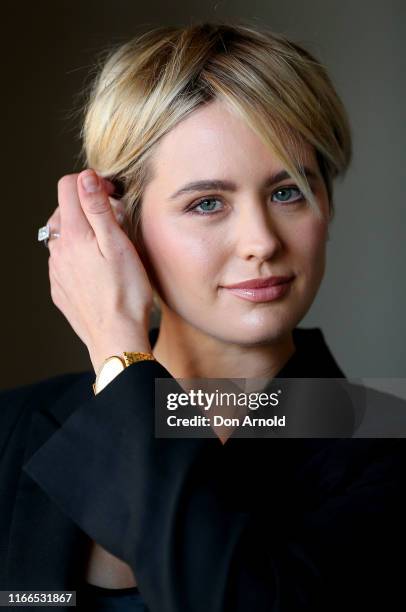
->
<box><xmin>212</xmin><ymin>281</ymin><xmax>312</xmax><ymax>339</ymax></box>
<box><xmin>209</xmin><ymin>313</ymin><xmax>298</xmax><ymax>347</ymax></box>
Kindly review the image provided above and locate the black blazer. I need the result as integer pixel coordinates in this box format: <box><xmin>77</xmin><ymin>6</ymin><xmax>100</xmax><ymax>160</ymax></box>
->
<box><xmin>1</xmin><ymin>326</ymin><xmax>405</xmax><ymax>611</ymax></box>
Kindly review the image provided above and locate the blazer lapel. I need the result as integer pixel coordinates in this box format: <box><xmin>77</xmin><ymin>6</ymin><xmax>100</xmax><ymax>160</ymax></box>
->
<box><xmin>6</xmin><ymin>372</ymin><xmax>94</xmax><ymax>589</ymax></box>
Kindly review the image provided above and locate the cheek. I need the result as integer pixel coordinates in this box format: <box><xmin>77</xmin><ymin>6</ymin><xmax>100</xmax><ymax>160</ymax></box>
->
<box><xmin>140</xmin><ymin>215</ymin><xmax>222</xmax><ymax>290</ymax></box>
<box><xmin>289</xmin><ymin>218</ymin><xmax>328</xmax><ymax>276</ymax></box>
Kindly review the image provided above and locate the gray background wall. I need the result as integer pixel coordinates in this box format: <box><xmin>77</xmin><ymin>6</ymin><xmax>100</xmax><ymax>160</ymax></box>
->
<box><xmin>1</xmin><ymin>0</ymin><xmax>404</xmax><ymax>389</ymax></box>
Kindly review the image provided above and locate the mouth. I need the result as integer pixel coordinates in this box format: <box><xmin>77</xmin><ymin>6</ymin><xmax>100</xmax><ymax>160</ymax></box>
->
<box><xmin>221</xmin><ymin>276</ymin><xmax>295</xmax><ymax>303</ymax></box>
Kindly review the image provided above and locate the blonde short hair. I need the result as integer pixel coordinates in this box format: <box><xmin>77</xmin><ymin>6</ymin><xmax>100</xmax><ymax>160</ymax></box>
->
<box><xmin>79</xmin><ymin>20</ymin><xmax>352</xmax><ymax>311</ymax></box>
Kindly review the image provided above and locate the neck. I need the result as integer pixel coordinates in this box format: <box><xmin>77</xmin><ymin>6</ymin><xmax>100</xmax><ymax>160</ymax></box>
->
<box><xmin>151</xmin><ymin>309</ymin><xmax>296</xmax><ymax>383</ymax></box>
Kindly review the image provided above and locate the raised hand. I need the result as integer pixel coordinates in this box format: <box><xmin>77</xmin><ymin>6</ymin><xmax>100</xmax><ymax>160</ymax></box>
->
<box><xmin>47</xmin><ymin>169</ymin><xmax>154</xmax><ymax>371</ymax></box>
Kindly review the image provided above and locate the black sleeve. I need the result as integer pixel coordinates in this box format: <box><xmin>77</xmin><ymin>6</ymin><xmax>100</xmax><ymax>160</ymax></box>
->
<box><xmin>0</xmin><ymin>371</ymin><xmax>92</xmax><ymax>592</ymax></box>
<box><xmin>0</xmin><ymin>373</ymin><xmax>90</xmax><ymax>459</ymax></box>
<box><xmin>23</xmin><ymin>360</ymin><xmax>406</xmax><ymax>611</ymax></box>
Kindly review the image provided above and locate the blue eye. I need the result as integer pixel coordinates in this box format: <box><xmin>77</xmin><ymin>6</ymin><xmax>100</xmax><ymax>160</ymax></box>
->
<box><xmin>188</xmin><ymin>186</ymin><xmax>304</xmax><ymax>216</ymax></box>
<box><xmin>272</xmin><ymin>186</ymin><xmax>304</xmax><ymax>204</ymax></box>
<box><xmin>189</xmin><ymin>197</ymin><xmax>223</xmax><ymax>215</ymax></box>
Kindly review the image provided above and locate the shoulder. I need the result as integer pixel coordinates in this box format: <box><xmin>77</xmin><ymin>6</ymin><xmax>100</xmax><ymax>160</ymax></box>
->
<box><xmin>0</xmin><ymin>370</ymin><xmax>93</xmax><ymax>413</ymax></box>
<box><xmin>0</xmin><ymin>371</ymin><xmax>93</xmax><ymax>457</ymax></box>
<box><xmin>312</xmin><ymin>437</ymin><xmax>406</xmax><ymax>498</ymax></box>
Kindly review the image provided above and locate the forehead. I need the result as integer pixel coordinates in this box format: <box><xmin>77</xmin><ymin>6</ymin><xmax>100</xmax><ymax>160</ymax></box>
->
<box><xmin>148</xmin><ymin>99</ymin><xmax>317</xmax><ymax>184</ymax></box>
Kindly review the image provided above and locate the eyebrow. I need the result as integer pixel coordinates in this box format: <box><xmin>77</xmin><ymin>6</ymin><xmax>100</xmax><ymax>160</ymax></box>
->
<box><xmin>168</xmin><ymin>167</ymin><xmax>319</xmax><ymax>200</ymax></box>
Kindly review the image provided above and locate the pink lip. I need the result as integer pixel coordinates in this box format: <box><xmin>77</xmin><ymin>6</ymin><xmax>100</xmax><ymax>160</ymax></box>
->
<box><xmin>222</xmin><ymin>276</ymin><xmax>294</xmax><ymax>303</ymax></box>
<box><xmin>223</xmin><ymin>275</ymin><xmax>295</xmax><ymax>289</ymax></box>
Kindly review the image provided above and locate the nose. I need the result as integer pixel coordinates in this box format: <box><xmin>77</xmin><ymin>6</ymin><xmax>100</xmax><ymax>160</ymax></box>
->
<box><xmin>234</xmin><ymin>197</ymin><xmax>283</xmax><ymax>261</ymax></box>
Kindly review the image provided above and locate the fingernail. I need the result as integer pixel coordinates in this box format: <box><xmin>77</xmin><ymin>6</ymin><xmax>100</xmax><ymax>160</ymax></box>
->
<box><xmin>82</xmin><ymin>172</ymin><xmax>100</xmax><ymax>193</ymax></box>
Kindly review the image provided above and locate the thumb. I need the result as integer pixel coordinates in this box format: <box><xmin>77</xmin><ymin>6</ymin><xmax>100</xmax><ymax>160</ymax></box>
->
<box><xmin>77</xmin><ymin>169</ymin><xmax>124</xmax><ymax>247</ymax></box>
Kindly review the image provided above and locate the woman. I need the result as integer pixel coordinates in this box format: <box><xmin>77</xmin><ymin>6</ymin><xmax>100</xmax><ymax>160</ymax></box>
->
<box><xmin>1</xmin><ymin>21</ymin><xmax>405</xmax><ymax>611</ymax></box>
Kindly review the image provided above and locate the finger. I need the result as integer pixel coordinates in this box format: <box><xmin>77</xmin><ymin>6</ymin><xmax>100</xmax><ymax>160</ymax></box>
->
<box><xmin>102</xmin><ymin>178</ymin><xmax>116</xmax><ymax>196</ymax></box>
<box><xmin>77</xmin><ymin>169</ymin><xmax>123</xmax><ymax>251</ymax></box>
<box><xmin>46</xmin><ymin>207</ymin><xmax>61</xmax><ymax>254</ymax></box>
<box><xmin>48</xmin><ymin>257</ymin><xmax>65</xmax><ymax>304</ymax></box>
<box><xmin>58</xmin><ymin>174</ymin><xmax>93</xmax><ymax>240</ymax></box>
<box><xmin>47</xmin><ymin>206</ymin><xmax>60</xmax><ymax>230</ymax></box>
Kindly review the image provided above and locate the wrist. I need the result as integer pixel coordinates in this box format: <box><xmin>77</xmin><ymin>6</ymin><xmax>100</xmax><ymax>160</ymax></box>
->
<box><xmin>92</xmin><ymin>350</ymin><xmax>156</xmax><ymax>394</ymax></box>
<box><xmin>89</xmin><ymin>335</ymin><xmax>153</xmax><ymax>374</ymax></box>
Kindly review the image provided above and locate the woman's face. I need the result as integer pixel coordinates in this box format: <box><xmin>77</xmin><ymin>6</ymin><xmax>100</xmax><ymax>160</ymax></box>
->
<box><xmin>139</xmin><ymin>99</ymin><xmax>330</xmax><ymax>346</ymax></box>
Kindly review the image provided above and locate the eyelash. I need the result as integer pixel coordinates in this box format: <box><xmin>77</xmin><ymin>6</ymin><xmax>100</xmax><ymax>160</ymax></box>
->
<box><xmin>187</xmin><ymin>186</ymin><xmax>305</xmax><ymax>216</ymax></box>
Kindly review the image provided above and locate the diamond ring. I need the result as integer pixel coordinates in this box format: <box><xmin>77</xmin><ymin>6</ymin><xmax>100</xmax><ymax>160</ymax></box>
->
<box><xmin>38</xmin><ymin>224</ymin><xmax>61</xmax><ymax>248</ymax></box>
